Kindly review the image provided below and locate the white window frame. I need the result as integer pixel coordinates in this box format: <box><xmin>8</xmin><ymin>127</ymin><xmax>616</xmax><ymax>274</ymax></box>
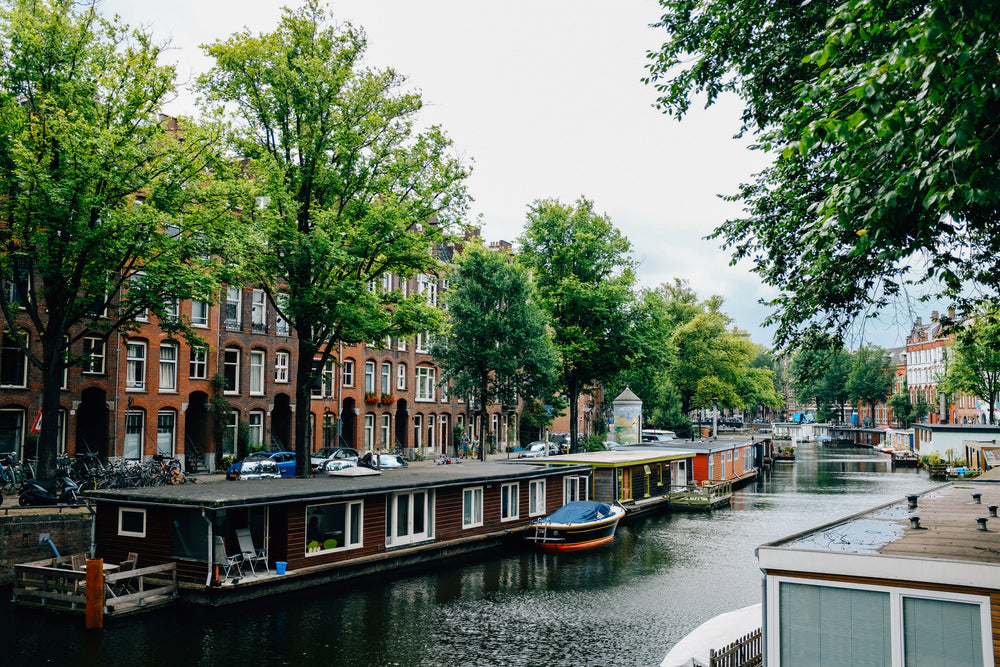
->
<box><xmin>462</xmin><ymin>487</ymin><xmax>484</xmax><ymax>529</ymax></box>
<box><xmin>364</xmin><ymin>414</ymin><xmax>374</xmax><ymax>450</ymax></box>
<box><xmin>416</xmin><ymin>366</ymin><xmax>435</xmax><ymax>401</ymax></box>
<box><xmin>191</xmin><ymin>300</ymin><xmax>209</xmax><ymax>328</ymax></box>
<box><xmin>248</xmin><ymin>410</ymin><xmax>265</xmax><ymax>449</ymax></box>
<box><xmin>364</xmin><ymin>360</ymin><xmax>376</xmax><ymax>393</ymax></box>
<box><xmin>500</xmin><ymin>482</ymin><xmax>519</xmax><ymax>522</ymax></box>
<box><xmin>223</xmin><ymin>347</ymin><xmax>240</xmax><ymax>395</ymax></box>
<box><xmin>251</xmin><ymin>289</ymin><xmax>267</xmax><ymax>332</ymax></box>
<box><xmin>306</xmin><ymin>501</ymin><xmax>364</xmax><ymax>555</ymax></box>
<box><xmin>126</xmin><ymin>341</ymin><xmax>146</xmax><ymax>391</ymax></box>
<box><xmin>156</xmin><ymin>410</ymin><xmax>175</xmax><ymax>457</ymax></box>
<box><xmin>275</xmin><ymin>293</ymin><xmax>289</xmax><ymax>335</ymax></box>
<box><xmin>117</xmin><ymin>507</ymin><xmax>147</xmax><ymax>538</ymax></box>
<box><xmin>397</xmin><ymin>363</ymin><xmax>406</xmax><ymax>390</ymax></box>
<box><xmin>766</xmin><ymin>575</ymin><xmax>994</xmax><ymax>667</ymax></box>
<box><xmin>381</xmin><ymin>362</ymin><xmax>391</xmax><ymax>395</ymax></box>
<box><xmin>563</xmin><ymin>475</ymin><xmax>588</xmax><ymax>503</ymax></box>
<box><xmin>82</xmin><ymin>337</ymin><xmax>106</xmax><ymax>375</ymax></box>
<box><xmin>225</xmin><ymin>285</ymin><xmax>242</xmax><ymax>328</ymax></box>
<box><xmin>163</xmin><ymin>297</ymin><xmax>180</xmax><ymax>323</ymax></box>
<box><xmin>416</xmin><ymin>331</ymin><xmax>430</xmax><ymax>353</ymax></box>
<box><xmin>190</xmin><ymin>346</ymin><xmax>208</xmax><ymax>380</ymax></box>
<box><xmin>1</xmin><ymin>333</ymin><xmax>28</xmax><ymax>387</ymax></box>
<box><xmin>275</xmin><ymin>351</ymin><xmax>289</xmax><ymax>383</ymax></box>
<box><xmin>159</xmin><ymin>343</ymin><xmax>177</xmax><ymax>391</ymax></box>
<box><xmin>124</xmin><ymin>410</ymin><xmax>144</xmax><ymax>459</ymax></box>
<box><xmin>381</xmin><ymin>414</ymin><xmax>391</xmax><ymax>449</ymax></box>
<box><xmin>342</xmin><ymin>359</ymin><xmax>355</xmax><ymax>387</ymax></box>
<box><xmin>529</xmin><ymin>479</ymin><xmax>546</xmax><ymax>517</ymax></box>
<box><xmin>413</xmin><ymin>414</ymin><xmax>423</xmax><ymax>448</ymax></box>
<box><xmin>249</xmin><ymin>350</ymin><xmax>265</xmax><ymax>395</ymax></box>
<box><xmin>386</xmin><ymin>490</ymin><xmax>435</xmax><ymax>547</ymax></box>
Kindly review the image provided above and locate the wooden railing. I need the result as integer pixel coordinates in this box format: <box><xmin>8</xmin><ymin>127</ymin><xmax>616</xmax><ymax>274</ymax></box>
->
<box><xmin>709</xmin><ymin>628</ymin><xmax>762</xmax><ymax>667</ymax></box>
<box><xmin>13</xmin><ymin>555</ymin><xmax>177</xmax><ymax>621</ymax></box>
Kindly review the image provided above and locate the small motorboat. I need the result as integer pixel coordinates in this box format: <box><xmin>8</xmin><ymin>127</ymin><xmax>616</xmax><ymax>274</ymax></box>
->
<box><xmin>525</xmin><ymin>500</ymin><xmax>626</xmax><ymax>551</ymax></box>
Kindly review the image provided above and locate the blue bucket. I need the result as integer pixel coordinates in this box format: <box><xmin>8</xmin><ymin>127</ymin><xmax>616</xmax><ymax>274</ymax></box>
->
<box><xmin>275</xmin><ymin>561</ymin><xmax>287</xmax><ymax>575</ymax></box>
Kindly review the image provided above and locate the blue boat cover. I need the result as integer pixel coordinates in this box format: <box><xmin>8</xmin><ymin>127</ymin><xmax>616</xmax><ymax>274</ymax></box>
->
<box><xmin>543</xmin><ymin>501</ymin><xmax>613</xmax><ymax>524</ymax></box>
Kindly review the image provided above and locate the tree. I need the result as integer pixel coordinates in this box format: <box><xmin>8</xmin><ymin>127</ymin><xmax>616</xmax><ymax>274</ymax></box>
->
<box><xmin>846</xmin><ymin>345</ymin><xmax>894</xmax><ymax>423</ymax></box>
<box><xmin>518</xmin><ymin>197</ymin><xmax>635</xmax><ymax>453</ymax></box>
<box><xmin>942</xmin><ymin>306</ymin><xmax>1000</xmax><ymax>424</ymax></box>
<box><xmin>646</xmin><ymin>1</ymin><xmax>1000</xmax><ymax>347</ymax></box>
<box><xmin>199</xmin><ymin>2</ymin><xmax>469</xmax><ymax>475</ymax></box>
<box><xmin>432</xmin><ymin>244</ymin><xmax>556</xmax><ymax>460</ymax></box>
<box><xmin>888</xmin><ymin>384</ymin><xmax>914</xmax><ymax>428</ymax></box>
<box><xmin>789</xmin><ymin>343</ymin><xmax>852</xmax><ymax>423</ymax></box>
<box><xmin>0</xmin><ymin>0</ymin><xmax>224</xmax><ymax>482</ymax></box>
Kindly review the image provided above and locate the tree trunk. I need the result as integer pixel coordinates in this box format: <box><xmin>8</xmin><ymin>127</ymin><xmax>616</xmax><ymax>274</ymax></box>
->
<box><xmin>293</xmin><ymin>338</ymin><xmax>314</xmax><ymax>476</ymax></box>
<box><xmin>35</xmin><ymin>333</ymin><xmax>65</xmax><ymax>483</ymax></box>
<box><xmin>567</xmin><ymin>375</ymin><xmax>579</xmax><ymax>454</ymax></box>
<box><xmin>478</xmin><ymin>392</ymin><xmax>488</xmax><ymax>462</ymax></box>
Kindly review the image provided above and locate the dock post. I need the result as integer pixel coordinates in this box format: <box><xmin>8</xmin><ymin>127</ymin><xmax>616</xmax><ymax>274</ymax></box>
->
<box><xmin>85</xmin><ymin>558</ymin><xmax>104</xmax><ymax>631</ymax></box>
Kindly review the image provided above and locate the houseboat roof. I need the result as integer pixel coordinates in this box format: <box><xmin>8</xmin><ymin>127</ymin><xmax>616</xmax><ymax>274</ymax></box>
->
<box><xmin>85</xmin><ymin>461</ymin><xmax>592</xmax><ymax>510</ymax></box>
<box><xmin>524</xmin><ymin>449</ymin><xmax>695</xmax><ymax>467</ymax></box>
<box><xmin>757</xmin><ymin>482</ymin><xmax>1000</xmax><ymax>588</ymax></box>
<box><xmin>618</xmin><ymin>440</ymin><xmax>755</xmax><ymax>454</ymax></box>
<box><xmin>913</xmin><ymin>423</ymin><xmax>1000</xmax><ymax>434</ymax></box>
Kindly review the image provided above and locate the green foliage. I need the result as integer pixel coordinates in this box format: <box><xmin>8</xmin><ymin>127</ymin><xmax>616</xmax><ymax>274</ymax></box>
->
<box><xmin>518</xmin><ymin>197</ymin><xmax>635</xmax><ymax>451</ymax></box>
<box><xmin>0</xmin><ymin>0</ymin><xmax>226</xmax><ymax>481</ymax></box>
<box><xmin>580</xmin><ymin>433</ymin><xmax>608</xmax><ymax>452</ymax></box>
<box><xmin>647</xmin><ymin>0</ymin><xmax>1000</xmax><ymax>347</ymax></box>
<box><xmin>198</xmin><ymin>1</ymin><xmax>469</xmax><ymax>474</ymax></box>
<box><xmin>846</xmin><ymin>345</ymin><xmax>895</xmax><ymax>418</ymax></box>
<box><xmin>790</xmin><ymin>340</ymin><xmax>852</xmax><ymax>422</ymax></box>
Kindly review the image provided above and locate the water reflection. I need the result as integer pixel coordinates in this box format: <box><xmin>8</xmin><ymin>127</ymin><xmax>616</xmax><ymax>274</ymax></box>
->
<box><xmin>0</xmin><ymin>441</ymin><xmax>936</xmax><ymax>667</ymax></box>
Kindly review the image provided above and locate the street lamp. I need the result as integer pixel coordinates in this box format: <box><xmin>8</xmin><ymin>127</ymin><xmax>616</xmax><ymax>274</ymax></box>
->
<box><xmin>712</xmin><ymin>397</ymin><xmax>719</xmax><ymax>439</ymax></box>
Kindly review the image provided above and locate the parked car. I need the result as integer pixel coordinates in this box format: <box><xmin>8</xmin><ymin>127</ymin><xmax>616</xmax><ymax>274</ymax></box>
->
<box><xmin>310</xmin><ymin>446</ymin><xmax>360</xmax><ymax>472</ymax></box>
<box><xmin>600</xmin><ymin>441</ymin><xmax>618</xmax><ymax>451</ymax></box>
<box><xmin>226</xmin><ymin>451</ymin><xmax>296</xmax><ymax>480</ymax></box>
<box><xmin>518</xmin><ymin>442</ymin><xmax>549</xmax><ymax>458</ymax></box>
<box><xmin>358</xmin><ymin>452</ymin><xmax>408</xmax><ymax>469</ymax></box>
<box><xmin>231</xmin><ymin>458</ymin><xmax>281</xmax><ymax>480</ymax></box>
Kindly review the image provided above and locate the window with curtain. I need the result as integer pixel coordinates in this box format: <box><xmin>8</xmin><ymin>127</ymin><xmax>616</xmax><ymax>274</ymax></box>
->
<box><xmin>779</xmin><ymin>582</ymin><xmax>890</xmax><ymax>667</ymax></box>
<box><xmin>462</xmin><ymin>487</ymin><xmax>483</xmax><ymax>528</ymax></box>
<box><xmin>249</xmin><ymin>350</ymin><xmax>265</xmax><ymax>395</ymax></box>
<box><xmin>157</xmin><ymin>411</ymin><xmax>175</xmax><ymax>456</ymax></box>
<box><xmin>159</xmin><ymin>344</ymin><xmax>177</xmax><ymax>391</ymax></box>
<box><xmin>126</xmin><ymin>341</ymin><xmax>146</xmax><ymax>390</ymax></box>
<box><xmin>903</xmin><ymin>597</ymin><xmax>982</xmax><ymax>667</ymax></box>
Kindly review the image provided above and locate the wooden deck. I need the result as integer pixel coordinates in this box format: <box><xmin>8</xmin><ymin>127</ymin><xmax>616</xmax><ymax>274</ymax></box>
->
<box><xmin>669</xmin><ymin>482</ymin><xmax>733</xmax><ymax>510</ymax></box>
<box><xmin>13</xmin><ymin>555</ymin><xmax>178</xmax><ymax>622</ymax></box>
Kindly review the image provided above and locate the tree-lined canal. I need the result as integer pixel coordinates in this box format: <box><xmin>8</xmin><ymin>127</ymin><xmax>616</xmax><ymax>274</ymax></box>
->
<box><xmin>0</xmin><ymin>442</ymin><xmax>935</xmax><ymax>666</ymax></box>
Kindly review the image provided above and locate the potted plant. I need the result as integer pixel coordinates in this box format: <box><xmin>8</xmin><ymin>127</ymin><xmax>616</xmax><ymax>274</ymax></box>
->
<box><xmin>364</xmin><ymin>392</ymin><xmax>379</xmax><ymax>405</ymax></box>
<box><xmin>380</xmin><ymin>393</ymin><xmax>395</xmax><ymax>405</ymax></box>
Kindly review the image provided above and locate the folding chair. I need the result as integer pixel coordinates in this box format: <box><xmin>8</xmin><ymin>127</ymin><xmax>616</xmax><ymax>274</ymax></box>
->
<box><xmin>109</xmin><ymin>552</ymin><xmax>138</xmax><ymax>597</ymax></box>
<box><xmin>71</xmin><ymin>553</ymin><xmax>87</xmax><ymax>594</ymax></box>
<box><xmin>213</xmin><ymin>536</ymin><xmax>241</xmax><ymax>584</ymax></box>
<box><xmin>235</xmin><ymin>528</ymin><xmax>268</xmax><ymax>576</ymax></box>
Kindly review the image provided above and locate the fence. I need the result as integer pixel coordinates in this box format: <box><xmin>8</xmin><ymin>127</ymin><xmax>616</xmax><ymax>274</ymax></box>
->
<box><xmin>709</xmin><ymin>628</ymin><xmax>762</xmax><ymax>667</ymax></box>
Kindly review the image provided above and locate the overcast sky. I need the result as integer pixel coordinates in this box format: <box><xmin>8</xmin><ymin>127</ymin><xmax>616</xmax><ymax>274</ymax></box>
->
<box><xmin>99</xmin><ymin>0</ymin><xmax>918</xmax><ymax>350</ymax></box>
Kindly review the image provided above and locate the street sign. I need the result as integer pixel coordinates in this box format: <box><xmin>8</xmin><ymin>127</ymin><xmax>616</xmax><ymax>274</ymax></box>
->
<box><xmin>31</xmin><ymin>408</ymin><xmax>42</xmax><ymax>434</ymax></box>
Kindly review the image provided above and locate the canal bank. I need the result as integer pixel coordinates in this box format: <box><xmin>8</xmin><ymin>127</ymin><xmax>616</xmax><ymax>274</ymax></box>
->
<box><xmin>0</xmin><ymin>442</ymin><xmax>937</xmax><ymax>666</ymax></box>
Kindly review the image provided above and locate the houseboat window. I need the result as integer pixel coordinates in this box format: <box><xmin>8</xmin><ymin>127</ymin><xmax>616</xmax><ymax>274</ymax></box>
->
<box><xmin>170</xmin><ymin>511</ymin><xmax>208</xmax><ymax>560</ymax></box>
<box><xmin>564</xmin><ymin>476</ymin><xmax>588</xmax><ymax>503</ymax></box>
<box><xmin>500</xmin><ymin>483</ymin><xmax>519</xmax><ymax>521</ymax></box>
<box><xmin>386</xmin><ymin>490</ymin><xmax>433</xmax><ymax>546</ymax></box>
<box><xmin>118</xmin><ymin>507</ymin><xmax>147</xmax><ymax>538</ymax></box>
<box><xmin>306</xmin><ymin>501</ymin><xmax>362</xmax><ymax>554</ymax></box>
<box><xmin>462</xmin><ymin>487</ymin><xmax>483</xmax><ymax>528</ymax></box>
<box><xmin>616</xmin><ymin>469</ymin><xmax>631</xmax><ymax>502</ymax></box>
<box><xmin>903</xmin><ymin>597</ymin><xmax>983</xmax><ymax>666</ymax></box>
<box><xmin>528</xmin><ymin>480</ymin><xmax>545</xmax><ymax>517</ymax></box>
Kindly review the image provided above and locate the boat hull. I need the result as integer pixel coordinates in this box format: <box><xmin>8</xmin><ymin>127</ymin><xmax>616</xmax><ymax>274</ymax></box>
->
<box><xmin>526</xmin><ymin>503</ymin><xmax>626</xmax><ymax>551</ymax></box>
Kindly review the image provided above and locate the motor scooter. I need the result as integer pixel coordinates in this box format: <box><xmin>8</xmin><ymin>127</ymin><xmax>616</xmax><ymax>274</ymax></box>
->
<box><xmin>18</xmin><ymin>472</ymin><xmax>81</xmax><ymax>506</ymax></box>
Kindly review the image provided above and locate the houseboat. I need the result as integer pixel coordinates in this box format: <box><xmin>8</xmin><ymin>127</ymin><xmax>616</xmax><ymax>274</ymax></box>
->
<box><xmin>21</xmin><ymin>462</ymin><xmax>593</xmax><ymax>609</ymax></box>
<box><xmin>516</xmin><ymin>448</ymin><xmax>696</xmax><ymax>516</ymax></box>
<box><xmin>525</xmin><ymin>500</ymin><xmax>626</xmax><ymax>551</ymax></box>
<box><xmin>757</xmin><ymin>483</ymin><xmax>999</xmax><ymax>665</ymax></box>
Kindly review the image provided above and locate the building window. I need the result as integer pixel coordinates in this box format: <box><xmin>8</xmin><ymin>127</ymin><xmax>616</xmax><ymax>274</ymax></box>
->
<box><xmin>342</xmin><ymin>359</ymin><xmax>355</xmax><ymax>387</ymax></box>
<box><xmin>427</xmin><ymin>415</ymin><xmax>435</xmax><ymax>450</ymax></box>
<box><xmin>364</xmin><ymin>361</ymin><xmax>375</xmax><ymax>392</ymax></box>
<box><xmin>4</xmin><ymin>256</ymin><xmax>30</xmax><ymax>307</ymax></box>
<box><xmin>416</xmin><ymin>331</ymin><xmax>430</xmax><ymax>353</ymax></box>
<box><xmin>386</xmin><ymin>490</ymin><xmax>434</xmax><ymax>547</ymax></box>
<box><xmin>417</xmin><ymin>273</ymin><xmax>437</xmax><ymax>306</ymax></box>
<box><xmin>222</xmin><ymin>410</ymin><xmax>238</xmax><ymax>456</ymax></box>
<box><xmin>131</xmin><ymin>273</ymin><xmax>148</xmax><ymax>322</ymax></box>
<box><xmin>225</xmin><ymin>286</ymin><xmax>242</xmax><ymax>329</ymax></box>
<box><xmin>159</xmin><ymin>343</ymin><xmax>177</xmax><ymax>391</ymax></box>
<box><xmin>529</xmin><ymin>479</ymin><xmax>546</xmax><ymax>517</ymax></box>
<box><xmin>117</xmin><ymin>507</ymin><xmax>147</xmax><ymax>538</ymax></box>
<box><xmin>381</xmin><ymin>362</ymin><xmax>391</xmax><ymax>394</ymax></box>
<box><xmin>1</xmin><ymin>333</ymin><xmax>28</xmax><ymax>387</ymax></box>
<box><xmin>381</xmin><ymin>414</ymin><xmax>391</xmax><ymax>450</ymax></box>
<box><xmin>275</xmin><ymin>293</ymin><xmax>289</xmax><ymax>335</ymax></box>
<box><xmin>275</xmin><ymin>352</ymin><xmax>289</xmax><ymax>383</ymax></box>
<box><xmin>249</xmin><ymin>410</ymin><xmax>264</xmax><ymax>449</ymax></box>
<box><xmin>163</xmin><ymin>298</ymin><xmax>180</xmax><ymax>323</ymax></box>
<box><xmin>501</xmin><ymin>482</ymin><xmax>519</xmax><ymax>521</ymax></box>
<box><xmin>223</xmin><ymin>348</ymin><xmax>240</xmax><ymax>394</ymax></box>
<box><xmin>312</xmin><ymin>359</ymin><xmax>334</xmax><ymax>398</ymax></box>
<box><xmin>416</xmin><ymin>366</ymin><xmax>435</xmax><ymax>401</ymax></box>
<box><xmin>306</xmin><ymin>501</ymin><xmax>363</xmax><ymax>554</ymax></box>
<box><xmin>439</xmin><ymin>414</ymin><xmax>448</xmax><ymax>449</ymax></box>
<box><xmin>564</xmin><ymin>476</ymin><xmax>587</xmax><ymax>503</ymax></box>
<box><xmin>190</xmin><ymin>347</ymin><xmax>208</xmax><ymax>380</ymax></box>
<box><xmin>413</xmin><ymin>414</ymin><xmax>423</xmax><ymax>448</ymax></box>
<box><xmin>191</xmin><ymin>300</ymin><xmax>209</xmax><ymax>327</ymax></box>
<box><xmin>397</xmin><ymin>336</ymin><xmax>407</xmax><ymax>352</ymax></box>
<box><xmin>0</xmin><ymin>409</ymin><xmax>24</xmax><ymax>460</ymax></box>
<box><xmin>249</xmin><ymin>350</ymin><xmax>265</xmax><ymax>395</ymax></box>
<box><xmin>251</xmin><ymin>289</ymin><xmax>267</xmax><ymax>333</ymax></box>
<box><xmin>124</xmin><ymin>410</ymin><xmax>144</xmax><ymax>459</ymax></box>
<box><xmin>364</xmin><ymin>414</ymin><xmax>374</xmax><ymax>450</ymax></box>
<box><xmin>82</xmin><ymin>337</ymin><xmax>106</xmax><ymax>375</ymax></box>
<box><xmin>156</xmin><ymin>410</ymin><xmax>175</xmax><ymax>457</ymax></box>
<box><xmin>397</xmin><ymin>363</ymin><xmax>406</xmax><ymax>390</ymax></box>
<box><xmin>126</xmin><ymin>341</ymin><xmax>146</xmax><ymax>391</ymax></box>
<box><xmin>462</xmin><ymin>487</ymin><xmax>483</xmax><ymax>529</ymax></box>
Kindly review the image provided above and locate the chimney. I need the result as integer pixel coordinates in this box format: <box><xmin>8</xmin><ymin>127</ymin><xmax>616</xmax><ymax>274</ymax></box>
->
<box><xmin>931</xmin><ymin>311</ymin><xmax>939</xmax><ymax>321</ymax></box>
<box><xmin>915</xmin><ymin>316</ymin><xmax>923</xmax><ymax>326</ymax></box>
<box><xmin>949</xmin><ymin>308</ymin><xmax>956</xmax><ymax>320</ymax></box>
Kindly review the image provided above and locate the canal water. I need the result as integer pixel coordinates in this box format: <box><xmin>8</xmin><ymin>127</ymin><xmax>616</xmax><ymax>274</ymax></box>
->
<box><xmin>0</xmin><ymin>441</ymin><xmax>935</xmax><ymax>667</ymax></box>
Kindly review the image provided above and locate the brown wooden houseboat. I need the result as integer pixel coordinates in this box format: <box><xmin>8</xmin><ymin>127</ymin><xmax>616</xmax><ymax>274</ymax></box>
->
<box><xmin>78</xmin><ymin>462</ymin><xmax>593</xmax><ymax>607</ymax></box>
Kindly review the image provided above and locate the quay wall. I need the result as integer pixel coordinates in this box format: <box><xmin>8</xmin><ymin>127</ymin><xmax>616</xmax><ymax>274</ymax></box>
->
<box><xmin>0</xmin><ymin>509</ymin><xmax>92</xmax><ymax>586</ymax></box>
